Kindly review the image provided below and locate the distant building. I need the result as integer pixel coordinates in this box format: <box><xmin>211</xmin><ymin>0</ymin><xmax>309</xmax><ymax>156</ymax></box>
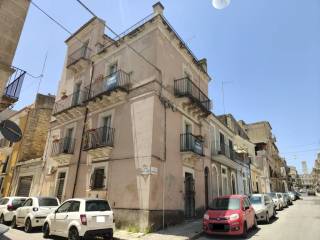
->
<box><xmin>302</xmin><ymin>161</ymin><xmax>308</xmax><ymax>175</ymax></box>
<box><xmin>239</xmin><ymin>121</ymin><xmax>288</xmax><ymax>192</ymax></box>
<box><xmin>311</xmin><ymin>153</ymin><xmax>320</xmax><ymax>191</ymax></box>
<box><xmin>0</xmin><ymin>94</ymin><xmax>55</xmax><ymax>197</ymax></box>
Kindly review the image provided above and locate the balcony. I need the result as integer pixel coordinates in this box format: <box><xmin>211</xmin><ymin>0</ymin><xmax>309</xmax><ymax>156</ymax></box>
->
<box><xmin>83</xmin><ymin>126</ymin><xmax>114</xmax><ymax>161</ymax></box>
<box><xmin>51</xmin><ymin>137</ymin><xmax>75</xmax><ymax>165</ymax></box>
<box><xmin>0</xmin><ymin>138</ymin><xmax>12</xmax><ymax>155</ymax></box>
<box><xmin>0</xmin><ymin>67</ymin><xmax>26</xmax><ymax>110</ymax></box>
<box><xmin>86</xmin><ymin>70</ymin><xmax>130</xmax><ymax>112</ymax></box>
<box><xmin>180</xmin><ymin>133</ymin><xmax>204</xmax><ymax>157</ymax></box>
<box><xmin>52</xmin><ymin>90</ymin><xmax>87</xmax><ymax>122</ymax></box>
<box><xmin>234</xmin><ymin>152</ymin><xmax>251</xmax><ymax>166</ymax></box>
<box><xmin>67</xmin><ymin>46</ymin><xmax>92</xmax><ymax>72</ymax></box>
<box><xmin>174</xmin><ymin>77</ymin><xmax>211</xmax><ymax>117</ymax></box>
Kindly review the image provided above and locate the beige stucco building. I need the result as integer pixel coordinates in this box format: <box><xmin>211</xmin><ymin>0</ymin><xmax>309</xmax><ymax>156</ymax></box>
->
<box><xmin>239</xmin><ymin>121</ymin><xmax>288</xmax><ymax>193</ymax></box>
<box><xmin>0</xmin><ymin>0</ymin><xmax>29</xmax><ymax>111</ymax></box>
<box><xmin>38</xmin><ymin>2</ymin><xmax>251</xmax><ymax>231</ymax></box>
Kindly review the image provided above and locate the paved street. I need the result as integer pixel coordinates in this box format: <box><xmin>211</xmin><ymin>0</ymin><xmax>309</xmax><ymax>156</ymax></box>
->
<box><xmin>1</xmin><ymin>196</ymin><xmax>319</xmax><ymax>240</ymax></box>
<box><xmin>198</xmin><ymin>196</ymin><xmax>320</xmax><ymax>240</ymax></box>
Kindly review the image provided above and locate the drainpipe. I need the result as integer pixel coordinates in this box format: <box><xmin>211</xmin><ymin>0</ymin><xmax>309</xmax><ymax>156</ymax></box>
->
<box><xmin>72</xmin><ymin>61</ymin><xmax>95</xmax><ymax>198</ymax></box>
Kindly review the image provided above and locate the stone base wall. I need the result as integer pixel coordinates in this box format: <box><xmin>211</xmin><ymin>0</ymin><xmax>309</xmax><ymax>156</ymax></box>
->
<box><xmin>113</xmin><ymin>208</ymin><xmax>188</xmax><ymax>232</ymax></box>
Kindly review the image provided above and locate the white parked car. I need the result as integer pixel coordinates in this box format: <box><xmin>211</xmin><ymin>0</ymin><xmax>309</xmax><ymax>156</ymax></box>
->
<box><xmin>12</xmin><ymin>197</ymin><xmax>60</xmax><ymax>232</ymax></box>
<box><xmin>0</xmin><ymin>197</ymin><xmax>27</xmax><ymax>224</ymax></box>
<box><xmin>276</xmin><ymin>192</ymin><xmax>287</xmax><ymax>208</ymax></box>
<box><xmin>250</xmin><ymin>194</ymin><xmax>276</xmax><ymax>223</ymax></box>
<box><xmin>43</xmin><ymin>198</ymin><xmax>115</xmax><ymax>240</ymax></box>
<box><xmin>267</xmin><ymin>192</ymin><xmax>283</xmax><ymax>210</ymax></box>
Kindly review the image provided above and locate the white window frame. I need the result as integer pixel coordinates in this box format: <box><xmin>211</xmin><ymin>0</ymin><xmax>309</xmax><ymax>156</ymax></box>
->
<box><xmin>89</xmin><ymin>162</ymin><xmax>108</xmax><ymax>191</ymax></box>
<box><xmin>212</xmin><ymin>164</ymin><xmax>220</xmax><ymax>197</ymax></box>
<box><xmin>230</xmin><ymin>171</ymin><xmax>237</xmax><ymax>194</ymax></box>
<box><xmin>98</xmin><ymin>110</ymin><xmax>114</xmax><ymax>128</ymax></box>
<box><xmin>221</xmin><ymin>165</ymin><xmax>228</xmax><ymax>195</ymax></box>
<box><xmin>54</xmin><ymin>167</ymin><xmax>69</xmax><ymax>201</ymax></box>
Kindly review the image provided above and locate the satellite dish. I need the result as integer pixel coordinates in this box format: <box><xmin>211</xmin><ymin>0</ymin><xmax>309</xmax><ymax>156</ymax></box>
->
<box><xmin>0</xmin><ymin>120</ymin><xmax>22</xmax><ymax>142</ymax></box>
<box><xmin>212</xmin><ymin>0</ymin><xmax>231</xmax><ymax>9</ymax></box>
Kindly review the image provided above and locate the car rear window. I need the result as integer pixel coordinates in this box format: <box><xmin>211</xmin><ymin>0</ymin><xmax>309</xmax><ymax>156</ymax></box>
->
<box><xmin>85</xmin><ymin>200</ymin><xmax>111</xmax><ymax>212</ymax></box>
<box><xmin>209</xmin><ymin>198</ymin><xmax>240</xmax><ymax>210</ymax></box>
<box><xmin>268</xmin><ymin>193</ymin><xmax>276</xmax><ymax>198</ymax></box>
<box><xmin>250</xmin><ymin>196</ymin><xmax>262</xmax><ymax>204</ymax></box>
<box><xmin>12</xmin><ymin>198</ymin><xmax>26</xmax><ymax>208</ymax></box>
<box><xmin>38</xmin><ymin>198</ymin><xmax>59</xmax><ymax>206</ymax></box>
<box><xmin>0</xmin><ymin>198</ymin><xmax>9</xmax><ymax>205</ymax></box>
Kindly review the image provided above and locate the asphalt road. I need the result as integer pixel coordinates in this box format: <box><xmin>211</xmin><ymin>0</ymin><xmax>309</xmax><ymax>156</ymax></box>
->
<box><xmin>197</xmin><ymin>195</ymin><xmax>320</xmax><ymax>240</ymax></box>
<box><xmin>1</xmin><ymin>196</ymin><xmax>319</xmax><ymax>240</ymax></box>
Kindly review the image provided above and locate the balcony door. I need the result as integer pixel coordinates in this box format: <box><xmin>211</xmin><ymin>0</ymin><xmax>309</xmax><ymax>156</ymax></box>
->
<box><xmin>101</xmin><ymin>116</ymin><xmax>111</xmax><ymax>145</ymax></box>
<box><xmin>185</xmin><ymin>123</ymin><xmax>192</xmax><ymax>149</ymax></box>
<box><xmin>63</xmin><ymin>128</ymin><xmax>74</xmax><ymax>153</ymax></box>
<box><xmin>71</xmin><ymin>83</ymin><xmax>81</xmax><ymax>107</ymax></box>
<box><xmin>219</xmin><ymin>133</ymin><xmax>225</xmax><ymax>155</ymax></box>
<box><xmin>105</xmin><ymin>63</ymin><xmax>118</xmax><ymax>90</ymax></box>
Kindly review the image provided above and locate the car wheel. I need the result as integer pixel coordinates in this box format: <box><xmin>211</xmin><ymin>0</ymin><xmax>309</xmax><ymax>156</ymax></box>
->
<box><xmin>0</xmin><ymin>214</ymin><xmax>5</xmax><ymax>224</ymax></box>
<box><xmin>253</xmin><ymin>216</ymin><xmax>258</xmax><ymax>229</ymax></box>
<box><xmin>241</xmin><ymin>222</ymin><xmax>248</xmax><ymax>239</ymax></box>
<box><xmin>24</xmin><ymin>218</ymin><xmax>32</xmax><ymax>233</ymax></box>
<box><xmin>68</xmin><ymin>227</ymin><xmax>80</xmax><ymax>240</ymax></box>
<box><xmin>11</xmin><ymin>216</ymin><xmax>17</xmax><ymax>229</ymax></box>
<box><xmin>265</xmin><ymin>212</ymin><xmax>270</xmax><ymax>224</ymax></box>
<box><xmin>43</xmin><ymin>222</ymin><xmax>51</xmax><ymax>238</ymax></box>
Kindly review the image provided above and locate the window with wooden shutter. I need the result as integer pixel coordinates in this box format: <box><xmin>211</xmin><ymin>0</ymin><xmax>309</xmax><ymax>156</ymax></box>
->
<box><xmin>91</xmin><ymin>168</ymin><xmax>105</xmax><ymax>189</ymax></box>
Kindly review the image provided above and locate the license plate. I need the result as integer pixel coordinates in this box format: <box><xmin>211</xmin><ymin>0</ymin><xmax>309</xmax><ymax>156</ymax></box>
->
<box><xmin>96</xmin><ymin>216</ymin><xmax>105</xmax><ymax>223</ymax></box>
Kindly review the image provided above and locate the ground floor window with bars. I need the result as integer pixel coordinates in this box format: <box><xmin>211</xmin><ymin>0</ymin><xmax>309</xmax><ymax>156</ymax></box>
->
<box><xmin>90</xmin><ymin>168</ymin><xmax>105</xmax><ymax>190</ymax></box>
<box><xmin>55</xmin><ymin>172</ymin><xmax>66</xmax><ymax>201</ymax></box>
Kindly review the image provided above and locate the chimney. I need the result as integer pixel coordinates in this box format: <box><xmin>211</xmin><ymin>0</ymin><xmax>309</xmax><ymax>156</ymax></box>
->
<box><xmin>153</xmin><ymin>2</ymin><xmax>164</xmax><ymax>15</ymax></box>
<box><xmin>198</xmin><ymin>58</ymin><xmax>207</xmax><ymax>72</ymax></box>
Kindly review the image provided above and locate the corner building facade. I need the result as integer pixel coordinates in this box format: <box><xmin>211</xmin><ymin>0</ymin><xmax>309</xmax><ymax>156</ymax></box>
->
<box><xmin>39</xmin><ymin>3</ymin><xmax>250</xmax><ymax>230</ymax></box>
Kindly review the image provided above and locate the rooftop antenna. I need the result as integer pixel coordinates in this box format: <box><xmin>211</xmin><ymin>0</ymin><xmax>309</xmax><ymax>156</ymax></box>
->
<box><xmin>212</xmin><ymin>0</ymin><xmax>231</xmax><ymax>10</ymax></box>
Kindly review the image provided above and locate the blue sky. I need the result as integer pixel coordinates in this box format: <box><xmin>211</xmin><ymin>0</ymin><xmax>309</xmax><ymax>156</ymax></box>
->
<box><xmin>12</xmin><ymin>0</ymin><xmax>320</xmax><ymax>173</ymax></box>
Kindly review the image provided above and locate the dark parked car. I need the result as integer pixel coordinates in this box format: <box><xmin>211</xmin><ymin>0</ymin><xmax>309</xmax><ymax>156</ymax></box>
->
<box><xmin>307</xmin><ymin>189</ymin><xmax>316</xmax><ymax>196</ymax></box>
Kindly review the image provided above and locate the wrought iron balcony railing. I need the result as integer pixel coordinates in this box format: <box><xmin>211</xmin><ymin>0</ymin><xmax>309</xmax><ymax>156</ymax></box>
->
<box><xmin>51</xmin><ymin>137</ymin><xmax>75</xmax><ymax>156</ymax></box>
<box><xmin>180</xmin><ymin>133</ymin><xmax>204</xmax><ymax>156</ymax></box>
<box><xmin>4</xmin><ymin>66</ymin><xmax>26</xmax><ymax>101</ymax></box>
<box><xmin>86</xmin><ymin>70</ymin><xmax>130</xmax><ymax>101</ymax></box>
<box><xmin>53</xmin><ymin>90</ymin><xmax>87</xmax><ymax>115</ymax></box>
<box><xmin>174</xmin><ymin>77</ymin><xmax>211</xmax><ymax>114</ymax></box>
<box><xmin>67</xmin><ymin>46</ymin><xmax>92</xmax><ymax>67</ymax></box>
<box><xmin>83</xmin><ymin>126</ymin><xmax>115</xmax><ymax>151</ymax></box>
<box><xmin>213</xmin><ymin>141</ymin><xmax>235</xmax><ymax>161</ymax></box>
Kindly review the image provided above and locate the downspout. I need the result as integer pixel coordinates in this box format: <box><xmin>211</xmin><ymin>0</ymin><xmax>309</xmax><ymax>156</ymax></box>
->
<box><xmin>72</xmin><ymin>61</ymin><xmax>95</xmax><ymax>197</ymax></box>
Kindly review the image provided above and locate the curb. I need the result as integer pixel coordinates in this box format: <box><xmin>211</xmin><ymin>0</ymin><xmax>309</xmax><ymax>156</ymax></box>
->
<box><xmin>190</xmin><ymin>230</ymin><xmax>204</xmax><ymax>240</ymax></box>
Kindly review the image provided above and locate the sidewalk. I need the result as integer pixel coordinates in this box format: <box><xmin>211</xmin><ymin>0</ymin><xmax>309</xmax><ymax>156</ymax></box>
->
<box><xmin>114</xmin><ymin>219</ymin><xmax>203</xmax><ymax>240</ymax></box>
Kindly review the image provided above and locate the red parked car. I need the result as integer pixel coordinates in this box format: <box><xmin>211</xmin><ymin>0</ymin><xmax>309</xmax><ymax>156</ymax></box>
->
<box><xmin>203</xmin><ymin>195</ymin><xmax>257</xmax><ymax>238</ymax></box>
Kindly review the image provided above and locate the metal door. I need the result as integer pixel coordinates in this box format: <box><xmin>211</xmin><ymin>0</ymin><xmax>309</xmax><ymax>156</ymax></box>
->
<box><xmin>184</xmin><ymin>173</ymin><xmax>195</xmax><ymax>218</ymax></box>
<box><xmin>16</xmin><ymin>176</ymin><xmax>33</xmax><ymax>197</ymax></box>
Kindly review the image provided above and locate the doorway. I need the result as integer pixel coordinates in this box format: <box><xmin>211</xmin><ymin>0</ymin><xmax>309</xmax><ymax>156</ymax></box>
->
<box><xmin>204</xmin><ymin>167</ymin><xmax>209</xmax><ymax>209</ymax></box>
<box><xmin>184</xmin><ymin>172</ymin><xmax>195</xmax><ymax>218</ymax></box>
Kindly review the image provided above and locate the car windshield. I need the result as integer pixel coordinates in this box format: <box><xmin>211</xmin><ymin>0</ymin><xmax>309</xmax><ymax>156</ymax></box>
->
<box><xmin>209</xmin><ymin>198</ymin><xmax>240</xmax><ymax>210</ymax></box>
<box><xmin>38</xmin><ymin>198</ymin><xmax>59</xmax><ymax>206</ymax></box>
<box><xmin>277</xmin><ymin>193</ymin><xmax>282</xmax><ymax>198</ymax></box>
<box><xmin>268</xmin><ymin>193</ymin><xmax>276</xmax><ymax>198</ymax></box>
<box><xmin>250</xmin><ymin>196</ymin><xmax>262</xmax><ymax>204</ymax></box>
<box><xmin>86</xmin><ymin>200</ymin><xmax>111</xmax><ymax>212</ymax></box>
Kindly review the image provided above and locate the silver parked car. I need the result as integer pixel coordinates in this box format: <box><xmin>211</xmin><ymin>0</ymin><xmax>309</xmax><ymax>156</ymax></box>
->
<box><xmin>267</xmin><ymin>192</ymin><xmax>283</xmax><ymax>210</ymax></box>
<box><xmin>250</xmin><ymin>194</ymin><xmax>276</xmax><ymax>224</ymax></box>
<box><xmin>276</xmin><ymin>193</ymin><xmax>287</xmax><ymax>208</ymax></box>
